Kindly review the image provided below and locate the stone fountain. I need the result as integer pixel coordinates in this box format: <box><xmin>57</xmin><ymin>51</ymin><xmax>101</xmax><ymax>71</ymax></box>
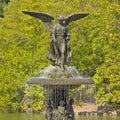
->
<box><xmin>23</xmin><ymin>11</ymin><xmax>94</xmax><ymax>120</ymax></box>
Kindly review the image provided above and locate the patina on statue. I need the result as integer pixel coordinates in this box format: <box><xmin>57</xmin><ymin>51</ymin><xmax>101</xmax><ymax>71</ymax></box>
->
<box><xmin>23</xmin><ymin>11</ymin><xmax>89</xmax><ymax>71</ymax></box>
<box><xmin>48</xmin><ymin>16</ymin><xmax>71</xmax><ymax>71</ymax></box>
<box><xmin>23</xmin><ymin>11</ymin><xmax>89</xmax><ymax>120</ymax></box>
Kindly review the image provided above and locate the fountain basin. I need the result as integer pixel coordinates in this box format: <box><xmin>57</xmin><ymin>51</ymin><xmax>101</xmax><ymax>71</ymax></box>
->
<box><xmin>26</xmin><ymin>65</ymin><xmax>94</xmax><ymax>88</ymax></box>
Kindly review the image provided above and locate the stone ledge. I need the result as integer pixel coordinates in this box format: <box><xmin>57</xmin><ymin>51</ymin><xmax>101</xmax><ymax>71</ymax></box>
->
<box><xmin>26</xmin><ymin>65</ymin><xmax>94</xmax><ymax>87</ymax></box>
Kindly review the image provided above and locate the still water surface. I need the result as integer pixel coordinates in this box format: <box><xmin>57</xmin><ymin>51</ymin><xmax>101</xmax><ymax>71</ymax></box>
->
<box><xmin>0</xmin><ymin>113</ymin><xmax>120</xmax><ymax>120</ymax></box>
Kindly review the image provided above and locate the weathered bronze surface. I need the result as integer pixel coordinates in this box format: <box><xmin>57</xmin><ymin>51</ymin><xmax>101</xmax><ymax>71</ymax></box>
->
<box><xmin>23</xmin><ymin>11</ymin><xmax>90</xmax><ymax>120</ymax></box>
<box><xmin>23</xmin><ymin>11</ymin><xmax>89</xmax><ymax>71</ymax></box>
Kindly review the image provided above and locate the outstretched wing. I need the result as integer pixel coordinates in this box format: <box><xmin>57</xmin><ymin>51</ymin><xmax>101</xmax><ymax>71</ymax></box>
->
<box><xmin>65</xmin><ymin>13</ymin><xmax>89</xmax><ymax>25</ymax></box>
<box><xmin>23</xmin><ymin>11</ymin><xmax>54</xmax><ymax>30</ymax></box>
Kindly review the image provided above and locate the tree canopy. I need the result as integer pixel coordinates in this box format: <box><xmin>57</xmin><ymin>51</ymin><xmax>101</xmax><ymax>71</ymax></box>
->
<box><xmin>0</xmin><ymin>0</ymin><xmax>120</xmax><ymax>112</ymax></box>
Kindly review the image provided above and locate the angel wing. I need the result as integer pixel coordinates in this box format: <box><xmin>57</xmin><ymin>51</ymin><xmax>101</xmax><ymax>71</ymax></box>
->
<box><xmin>23</xmin><ymin>11</ymin><xmax>54</xmax><ymax>30</ymax></box>
<box><xmin>65</xmin><ymin>13</ymin><xmax>89</xmax><ymax>25</ymax></box>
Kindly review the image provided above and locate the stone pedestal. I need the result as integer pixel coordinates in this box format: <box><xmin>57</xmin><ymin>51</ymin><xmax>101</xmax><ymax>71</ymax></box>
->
<box><xmin>26</xmin><ymin>65</ymin><xmax>94</xmax><ymax>120</ymax></box>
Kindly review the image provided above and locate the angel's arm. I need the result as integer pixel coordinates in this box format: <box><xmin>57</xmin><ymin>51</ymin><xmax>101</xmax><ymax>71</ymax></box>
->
<box><xmin>51</xmin><ymin>25</ymin><xmax>57</xmax><ymax>42</ymax></box>
<box><xmin>51</xmin><ymin>33</ymin><xmax>56</xmax><ymax>42</ymax></box>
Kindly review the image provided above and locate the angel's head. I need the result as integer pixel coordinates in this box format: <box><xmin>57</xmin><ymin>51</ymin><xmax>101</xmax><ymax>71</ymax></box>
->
<box><xmin>57</xmin><ymin>16</ymin><xmax>65</xmax><ymax>24</ymax></box>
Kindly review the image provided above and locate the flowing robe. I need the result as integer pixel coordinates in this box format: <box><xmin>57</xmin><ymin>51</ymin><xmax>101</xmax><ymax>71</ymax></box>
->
<box><xmin>47</xmin><ymin>23</ymin><xmax>71</xmax><ymax>66</ymax></box>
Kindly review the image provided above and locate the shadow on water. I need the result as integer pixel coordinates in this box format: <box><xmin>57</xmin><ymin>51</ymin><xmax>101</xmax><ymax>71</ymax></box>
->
<box><xmin>0</xmin><ymin>113</ymin><xmax>120</xmax><ymax>120</ymax></box>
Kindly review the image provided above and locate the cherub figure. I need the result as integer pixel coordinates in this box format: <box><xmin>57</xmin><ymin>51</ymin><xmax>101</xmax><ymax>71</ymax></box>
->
<box><xmin>58</xmin><ymin>100</ymin><xmax>67</xmax><ymax>120</ymax></box>
<box><xmin>23</xmin><ymin>11</ymin><xmax>89</xmax><ymax>71</ymax></box>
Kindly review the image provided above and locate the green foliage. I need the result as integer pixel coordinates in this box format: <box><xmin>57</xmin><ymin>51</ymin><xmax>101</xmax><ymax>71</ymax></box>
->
<box><xmin>21</xmin><ymin>85</ymin><xmax>45</xmax><ymax>112</ymax></box>
<box><xmin>0</xmin><ymin>0</ymin><xmax>120</xmax><ymax>112</ymax></box>
<box><xmin>92</xmin><ymin>1</ymin><xmax>120</xmax><ymax>110</ymax></box>
<box><xmin>0</xmin><ymin>0</ymin><xmax>5</xmax><ymax>17</ymax></box>
<box><xmin>0</xmin><ymin>0</ymin><xmax>10</xmax><ymax>17</ymax></box>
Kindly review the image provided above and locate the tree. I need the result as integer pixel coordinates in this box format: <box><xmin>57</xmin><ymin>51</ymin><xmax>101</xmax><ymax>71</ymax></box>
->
<box><xmin>0</xmin><ymin>0</ymin><xmax>120</xmax><ymax>112</ymax></box>
<box><xmin>0</xmin><ymin>0</ymin><xmax>10</xmax><ymax>17</ymax></box>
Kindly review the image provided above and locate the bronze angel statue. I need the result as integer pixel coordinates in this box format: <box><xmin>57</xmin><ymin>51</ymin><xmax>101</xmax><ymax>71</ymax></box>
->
<box><xmin>23</xmin><ymin>11</ymin><xmax>89</xmax><ymax>71</ymax></box>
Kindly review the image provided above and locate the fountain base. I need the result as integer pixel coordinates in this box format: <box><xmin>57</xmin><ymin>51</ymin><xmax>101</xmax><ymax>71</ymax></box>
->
<box><xmin>26</xmin><ymin>65</ymin><xmax>94</xmax><ymax>120</ymax></box>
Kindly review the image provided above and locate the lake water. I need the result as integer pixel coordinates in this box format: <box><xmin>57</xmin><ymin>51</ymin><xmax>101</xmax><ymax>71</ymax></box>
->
<box><xmin>0</xmin><ymin>113</ymin><xmax>120</xmax><ymax>120</ymax></box>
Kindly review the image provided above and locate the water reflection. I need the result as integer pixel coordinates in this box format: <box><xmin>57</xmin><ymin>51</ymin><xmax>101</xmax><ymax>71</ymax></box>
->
<box><xmin>0</xmin><ymin>113</ymin><xmax>44</xmax><ymax>120</ymax></box>
<box><xmin>75</xmin><ymin>115</ymin><xmax>120</xmax><ymax>120</ymax></box>
<box><xmin>0</xmin><ymin>113</ymin><xmax>119</xmax><ymax>120</ymax></box>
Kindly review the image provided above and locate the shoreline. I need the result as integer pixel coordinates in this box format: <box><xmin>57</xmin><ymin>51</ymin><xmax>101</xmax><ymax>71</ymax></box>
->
<box><xmin>73</xmin><ymin>103</ymin><xmax>119</xmax><ymax>116</ymax></box>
